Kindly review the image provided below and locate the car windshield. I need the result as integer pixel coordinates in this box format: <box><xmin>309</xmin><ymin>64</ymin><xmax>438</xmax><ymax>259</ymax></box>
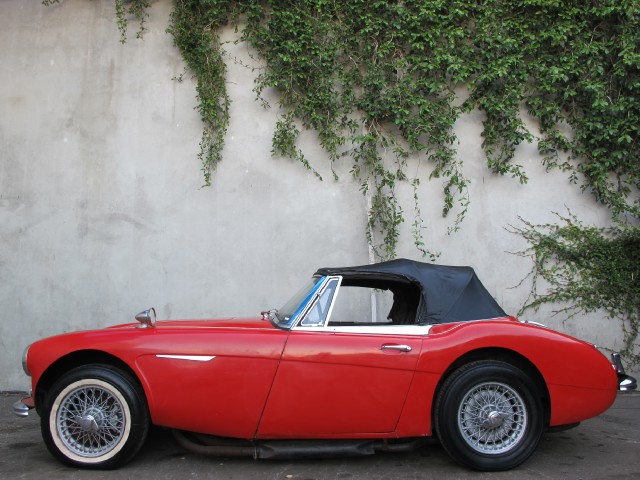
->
<box><xmin>270</xmin><ymin>276</ymin><xmax>323</xmax><ymax>329</ymax></box>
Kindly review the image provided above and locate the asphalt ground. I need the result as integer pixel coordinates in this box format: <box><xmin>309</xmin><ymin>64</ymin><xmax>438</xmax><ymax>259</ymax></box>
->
<box><xmin>1</xmin><ymin>391</ymin><xmax>639</xmax><ymax>480</ymax></box>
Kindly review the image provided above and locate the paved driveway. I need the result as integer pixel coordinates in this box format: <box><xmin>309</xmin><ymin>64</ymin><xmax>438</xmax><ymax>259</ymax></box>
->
<box><xmin>1</xmin><ymin>392</ymin><xmax>638</xmax><ymax>480</ymax></box>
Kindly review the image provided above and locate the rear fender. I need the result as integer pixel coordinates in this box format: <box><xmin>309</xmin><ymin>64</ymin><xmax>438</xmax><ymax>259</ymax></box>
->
<box><xmin>415</xmin><ymin>321</ymin><xmax>616</xmax><ymax>428</ymax></box>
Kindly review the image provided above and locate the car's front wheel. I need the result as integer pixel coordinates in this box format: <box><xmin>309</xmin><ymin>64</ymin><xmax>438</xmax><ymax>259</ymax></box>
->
<box><xmin>434</xmin><ymin>360</ymin><xmax>544</xmax><ymax>471</ymax></box>
<box><xmin>41</xmin><ymin>365</ymin><xmax>149</xmax><ymax>469</ymax></box>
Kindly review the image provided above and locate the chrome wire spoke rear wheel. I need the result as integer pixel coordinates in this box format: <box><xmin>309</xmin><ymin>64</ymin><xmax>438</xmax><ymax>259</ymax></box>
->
<box><xmin>56</xmin><ymin>382</ymin><xmax>127</xmax><ymax>457</ymax></box>
<box><xmin>457</xmin><ymin>382</ymin><xmax>527</xmax><ymax>454</ymax></box>
<box><xmin>435</xmin><ymin>360</ymin><xmax>543</xmax><ymax>471</ymax></box>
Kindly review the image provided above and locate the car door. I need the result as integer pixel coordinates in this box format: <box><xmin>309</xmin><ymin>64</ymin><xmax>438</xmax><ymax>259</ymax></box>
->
<box><xmin>257</xmin><ymin>277</ymin><xmax>426</xmax><ymax>437</ymax></box>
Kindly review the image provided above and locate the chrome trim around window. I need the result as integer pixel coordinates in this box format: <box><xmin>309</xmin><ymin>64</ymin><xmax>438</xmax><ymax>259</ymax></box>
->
<box><xmin>291</xmin><ymin>275</ymin><xmax>433</xmax><ymax>335</ymax></box>
<box><xmin>295</xmin><ymin>324</ymin><xmax>432</xmax><ymax>335</ymax></box>
<box><xmin>292</xmin><ymin>276</ymin><xmax>342</xmax><ymax>328</ymax></box>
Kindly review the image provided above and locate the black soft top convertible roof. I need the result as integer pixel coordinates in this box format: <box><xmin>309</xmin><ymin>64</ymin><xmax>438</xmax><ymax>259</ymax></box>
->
<box><xmin>315</xmin><ymin>258</ymin><xmax>507</xmax><ymax>324</ymax></box>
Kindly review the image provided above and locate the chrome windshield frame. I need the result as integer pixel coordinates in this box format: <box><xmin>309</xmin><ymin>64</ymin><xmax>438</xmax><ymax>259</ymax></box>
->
<box><xmin>290</xmin><ymin>276</ymin><xmax>342</xmax><ymax>329</ymax></box>
<box><xmin>270</xmin><ymin>276</ymin><xmax>326</xmax><ymax>330</ymax></box>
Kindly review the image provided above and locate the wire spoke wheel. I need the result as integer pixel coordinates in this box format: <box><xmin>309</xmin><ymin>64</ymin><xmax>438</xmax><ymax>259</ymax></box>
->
<box><xmin>434</xmin><ymin>360</ymin><xmax>544</xmax><ymax>471</ymax></box>
<box><xmin>42</xmin><ymin>365</ymin><xmax>149</xmax><ymax>469</ymax></box>
<box><xmin>457</xmin><ymin>382</ymin><xmax>527</xmax><ymax>454</ymax></box>
<box><xmin>56</xmin><ymin>383</ymin><xmax>127</xmax><ymax>457</ymax></box>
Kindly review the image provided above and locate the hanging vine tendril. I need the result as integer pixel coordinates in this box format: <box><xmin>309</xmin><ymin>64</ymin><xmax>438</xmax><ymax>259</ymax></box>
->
<box><xmin>511</xmin><ymin>213</ymin><xmax>639</xmax><ymax>364</ymax></box>
<box><xmin>46</xmin><ymin>0</ymin><xmax>640</xmax><ymax>257</ymax></box>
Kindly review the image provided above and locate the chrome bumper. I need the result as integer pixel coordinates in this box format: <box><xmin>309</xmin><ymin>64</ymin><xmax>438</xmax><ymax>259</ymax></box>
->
<box><xmin>13</xmin><ymin>400</ymin><xmax>29</xmax><ymax>417</ymax></box>
<box><xmin>612</xmin><ymin>353</ymin><xmax>638</xmax><ymax>392</ymax></box>
<box><xmin>13</xmin><ymin>396</ymin><xmax>34</xmax><ymax>417</ymax></box>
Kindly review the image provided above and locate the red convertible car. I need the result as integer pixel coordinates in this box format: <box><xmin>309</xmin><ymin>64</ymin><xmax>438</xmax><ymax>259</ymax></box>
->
<box><xmin>14</xmin><ymin>259</ymin><xmax>635</xmax><ymax>471</ymax></box>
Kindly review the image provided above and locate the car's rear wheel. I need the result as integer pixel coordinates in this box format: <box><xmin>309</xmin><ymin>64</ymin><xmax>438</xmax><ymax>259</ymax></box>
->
<box><xmin>41</xmin><ymin>365</ymin><xmax>149</xmax><ymax>469</ymax></box>
<box><xmin>434</xmin><ymin>360</ymin><xmax>544</xmax><ymax>471</ymax></box>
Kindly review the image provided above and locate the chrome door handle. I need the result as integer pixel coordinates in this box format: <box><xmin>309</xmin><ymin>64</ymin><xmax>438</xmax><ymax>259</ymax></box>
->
<box><xmin>381</xmin><ymin>344</ymin><xmax>412</xmax><ymax>352</ymax></box>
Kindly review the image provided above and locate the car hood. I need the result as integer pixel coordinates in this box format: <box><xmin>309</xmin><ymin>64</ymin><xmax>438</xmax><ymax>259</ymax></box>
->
<box><xmin>108</xmin><ymin>316</ymin><xmax>276</xmax><ymax>330</ymax></box>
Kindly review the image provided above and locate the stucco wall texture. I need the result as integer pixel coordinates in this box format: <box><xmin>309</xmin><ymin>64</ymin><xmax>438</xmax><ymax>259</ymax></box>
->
<box><xmin>1</xmin><ymin>1</ymin><xmax>636</xmax><ymax>390</ymax></box>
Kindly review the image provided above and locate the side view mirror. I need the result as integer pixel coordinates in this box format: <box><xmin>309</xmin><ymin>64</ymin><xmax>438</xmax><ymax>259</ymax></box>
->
<box><xmin>135</xmin><ymin>307</ymin><xmax>156</xmax><ymax>328</ymax></box>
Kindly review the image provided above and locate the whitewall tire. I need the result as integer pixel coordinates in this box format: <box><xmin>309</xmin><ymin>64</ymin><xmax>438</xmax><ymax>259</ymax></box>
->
<box><xmin>41</xmin><ymin>365</ymin><xmax>149</xmax><ymax>469</ymax></box>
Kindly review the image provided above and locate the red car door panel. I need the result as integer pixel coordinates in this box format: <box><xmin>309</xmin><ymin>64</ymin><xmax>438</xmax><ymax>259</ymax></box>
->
<box><xmin>257</xmin><ymin>329</ymin><xmax>422</xmax><ymax>437</ymax></box>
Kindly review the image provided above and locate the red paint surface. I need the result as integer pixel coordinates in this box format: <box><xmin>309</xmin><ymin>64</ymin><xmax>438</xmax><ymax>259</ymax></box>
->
<box><xmin>26</xmin><ymin>315</ymin><xmax>617</xmax><ymax>440</ymax></box>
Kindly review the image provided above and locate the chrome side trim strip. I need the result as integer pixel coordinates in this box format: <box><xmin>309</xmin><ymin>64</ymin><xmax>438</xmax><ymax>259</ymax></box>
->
<box><xmin>156</xmin><ymin>355</ymin><xmax>216</xmax><ymax>362</ymax></box>
<box><xmin>294</xmin><ymin>325</ymin><xmax>431</xmax><ymax>335</ymax></box>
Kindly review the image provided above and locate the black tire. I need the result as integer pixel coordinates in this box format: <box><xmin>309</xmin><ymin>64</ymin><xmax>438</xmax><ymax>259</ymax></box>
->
<box><xmin>41</xmin><ymin>364</ymin><xmax>150</xmax><ymax>469</ymax></box>
<box><xmin>434</xmin><ymin>360</ymin><xmax>544</xmax><ymax>471</ymax></box>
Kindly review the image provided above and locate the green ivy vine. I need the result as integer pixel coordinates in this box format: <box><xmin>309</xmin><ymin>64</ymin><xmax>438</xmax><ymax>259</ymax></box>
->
<box><xmin>47</xmin><ymin>0</ymin><xmax>640</xmax><ymax>258</ymax></box>
<box><xmin>142</xmin><ymin>2</ymin><xmax>640</xmax><ymax>253</ymax></box>
<box><xmin>512</xmin><ymin>214</ymin><xmax>639</xmax><ymax>364</ymax></box>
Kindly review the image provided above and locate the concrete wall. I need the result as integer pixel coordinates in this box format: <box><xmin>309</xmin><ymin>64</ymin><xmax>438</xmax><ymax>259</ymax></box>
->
<box><xmin>0</xmin><ymin>0</ymin><xmax>635</xmax><ymax>390</ymax></box>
